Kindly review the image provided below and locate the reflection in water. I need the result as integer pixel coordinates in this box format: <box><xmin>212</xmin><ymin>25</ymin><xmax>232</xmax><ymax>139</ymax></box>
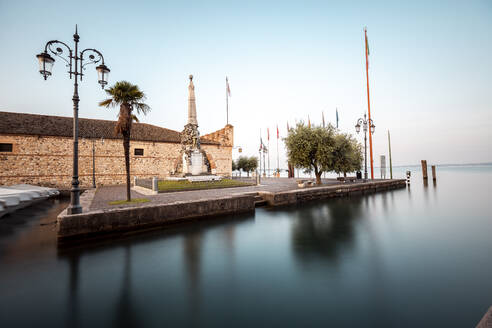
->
<box><xmin>183</xmin><ymin>229</ymin><xmax>203</xmax><ymax>326</ymax></box>
<box><xmin>113</xmin><ymin>246</ymin><xmax>139</xmax><ymax>328</ymax></box>
<box><xmin>291</xmin><ymin>197</ymin><xmax>363</xmax><ymax>263</ymax></box>
<box><xmin>66</xmin><ymin>255</ymin><xmax>80</xmax><ymax>328</ymax></box>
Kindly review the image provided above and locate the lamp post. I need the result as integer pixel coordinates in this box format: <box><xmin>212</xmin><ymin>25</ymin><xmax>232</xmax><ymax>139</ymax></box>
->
<box><xmin>355</xmin><ymin>113</ymin><xmax>375</xmax><ymax>181</ymax></box>
<box><xmin>36</xmin><ymin>26</ymin><xmax>110</xmax><ymax>214</ymax></box>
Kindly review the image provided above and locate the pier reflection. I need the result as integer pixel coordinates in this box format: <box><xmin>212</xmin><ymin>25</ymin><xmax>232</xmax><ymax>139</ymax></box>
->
<box><xmin>291</xmin><ymin>198</ymin><xmax>363</xmax><ymax>263</ymax></box>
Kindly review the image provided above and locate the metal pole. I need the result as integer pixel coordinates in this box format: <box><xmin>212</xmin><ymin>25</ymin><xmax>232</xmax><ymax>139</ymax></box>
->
<box><xmin>263</xmin><ymin>150</ymin><xmax>266</xmax><ymax>177</ymax></box>
<box><xmin>364</xmin><ymin>129</ymin><xmax>368</xmax><ymax>181</ymax></box>
<box><xmin>92</xmin><ymin>139</ymin><xmax>96</xmax><ymax>188</ymax></box>
<box><xmin>67</xmin><ymin>27</ymin><xmax>82</xmax><ymax>215</ymax></box>
<box><xmin>268</xmin><ymin>139</ymin><xmax>270</xmax><ymax>177</ymax></box>
<box><xmin>277</xmin><ymin>136</ymin><xmax>280</xmax><ymax>177</ymax></box>
<box><xmin>226</xmin><ymin>84</ymin><xmax>228</xmax><ymax>125</ymax></box>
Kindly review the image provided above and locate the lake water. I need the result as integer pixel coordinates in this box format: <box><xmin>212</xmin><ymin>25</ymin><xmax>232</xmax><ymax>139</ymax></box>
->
<box><xmin>1</xmin><ymin>165</ymin><xmax>491</xmax><ymax>327</ymax></box>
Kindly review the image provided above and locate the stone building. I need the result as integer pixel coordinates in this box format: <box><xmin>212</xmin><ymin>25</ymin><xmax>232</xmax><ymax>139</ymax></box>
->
<box><xmin>0</xmin><ymin>110</ymin><xmax>233</xmax><ymax>188</ymax></box>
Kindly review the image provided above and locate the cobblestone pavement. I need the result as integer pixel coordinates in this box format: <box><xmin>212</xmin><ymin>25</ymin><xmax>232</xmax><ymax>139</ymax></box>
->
<box><xmin>90</xmin><ymin>178</ymin><xmax>341</xmax><ymax>211</ymax></box>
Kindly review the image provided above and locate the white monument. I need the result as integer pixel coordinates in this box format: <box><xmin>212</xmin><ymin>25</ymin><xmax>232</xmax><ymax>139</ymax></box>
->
<box><xmin>175</xmin><ymin>75</ymin><xmax>221</xmax><ymax>181</ymax></box>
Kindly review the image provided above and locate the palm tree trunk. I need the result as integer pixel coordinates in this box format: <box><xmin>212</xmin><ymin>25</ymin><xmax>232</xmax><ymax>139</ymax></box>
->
<box><xmin>123</xmin><ymin>131</ymin><xmax>131</xmax><ymax>201</ymax></box>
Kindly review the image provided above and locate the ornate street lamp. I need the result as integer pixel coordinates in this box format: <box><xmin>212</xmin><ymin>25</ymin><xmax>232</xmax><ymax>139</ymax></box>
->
<box><xmin>355</xmin><ymin>113</ymin><xmax>375</xmax><ymax>181</ymax></box>
<box><xmin>36</xmin><ymin>26</ymin><xmax>110</xmax><ymax>214</ymax></box>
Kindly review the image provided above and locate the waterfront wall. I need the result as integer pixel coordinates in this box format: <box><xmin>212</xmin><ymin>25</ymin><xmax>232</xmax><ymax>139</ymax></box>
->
<box><xmin>57</xmin><ymin>193</ymin><xmax>255</xmax><ymax>240</ymax></box>
<box><xmin>258</xmin><ymin>179</ymin><xmax>407</xmax><ymax>206</ymax></box>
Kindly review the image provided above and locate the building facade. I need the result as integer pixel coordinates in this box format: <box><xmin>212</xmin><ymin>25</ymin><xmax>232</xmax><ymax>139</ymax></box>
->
<box><xmin>0</xmin><ymin>111</ymin><xmax>233</xmax><ymax>188</ymax></box>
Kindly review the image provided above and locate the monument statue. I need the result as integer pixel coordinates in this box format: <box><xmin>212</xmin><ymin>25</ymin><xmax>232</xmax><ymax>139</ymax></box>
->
<box><xmin>180</xmin><ymin>74</ymin><xmax>206</xmax><ymax>175</ymax></box>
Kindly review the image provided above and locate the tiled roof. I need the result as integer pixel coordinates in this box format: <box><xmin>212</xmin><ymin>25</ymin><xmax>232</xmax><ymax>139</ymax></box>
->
<box><xmin>0</xmin><ymin>111</ymin><xmax>219</xmax><ymax>145</ymax></box>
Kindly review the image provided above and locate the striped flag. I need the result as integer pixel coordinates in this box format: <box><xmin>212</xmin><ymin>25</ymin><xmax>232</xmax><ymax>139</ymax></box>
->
<box><xmin>267</xmin><ymin>128</ymin><xmax>270</xmax><ymax>141</ymax></box>
<box><xmin>287</xmin><ymin>122</ymin><xmax>290</xmax><ymax>132</ymax></box>
<box><xmin>276</xmin><ymin>125</ymin><xmax>279</xmax><ymax>138</ymax></box>
<box><xmin>308</xmin><ymin>115</ymin><xmax>311</xmax><ymax>128</ymax></box>
<box><xmin>226</xmin><ymin>77</ymin><xmax>231</xmax><ymax>96</ymax></box>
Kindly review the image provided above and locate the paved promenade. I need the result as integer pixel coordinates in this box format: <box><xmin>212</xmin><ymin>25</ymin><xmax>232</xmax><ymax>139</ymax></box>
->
<box><xmin>90</xmin><ymin>178</ymin><xmax>341</xmax><ymax>211</ymax></box>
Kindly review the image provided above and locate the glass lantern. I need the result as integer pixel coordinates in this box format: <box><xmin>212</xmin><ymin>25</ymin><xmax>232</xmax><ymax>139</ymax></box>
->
<box><xmin>96</xmin><ymin>64</ymin><xmax>110</xmax><ymax>88</ymax></box>
<box><xmin>36</xmin><ymin>52</ymin><xmax>55</xmax><ymax>80</ymax></box>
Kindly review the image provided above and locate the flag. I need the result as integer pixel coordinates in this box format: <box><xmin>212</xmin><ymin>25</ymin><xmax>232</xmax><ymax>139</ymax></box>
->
<box><xmin>276</xmin><ymin>125</ymin><xmax>279</xmax><ymax>139</ymax></box>
<box><xmin>322</xmin><ymin>111</ymin><xmax>325</xmax><ymax>128</ymax></box>
<box><xmin>267</xmin><ymin>128</ymin><xmax>270</xmax><ymax>141</ymax></box>
<box><xmin>336</xmin><ymin>108</ymin><xmax>339</xmax><ymax>128</ymax></box>
<box><xmin>287</xmin><ymin>122</ymin><xmax>290</xmax><ymax>132</ymax></box>
<box><xmin>364</xmin><ymin>27</ymin><xmax>370</xmax><ymax>69</ymax></box>
<box><xmin>226</xmin><ymin>77</ymin><xmax>231</xmax><ymax>96</ymax></box>
<box><xmin>260</xmin><ymin>137</ymin><xmax>263</xmax><ymax>150</ymax></box>
<box><xmin>308</xmin><ymin>115</ymin><xmax>311</xmax><ymax>128</ymax></box>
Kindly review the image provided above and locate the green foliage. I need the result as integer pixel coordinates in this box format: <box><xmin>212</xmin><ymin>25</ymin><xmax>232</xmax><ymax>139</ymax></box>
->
<box><xmin>332</xmin><ymin>133</ymin><xmax>363</xmax><ymax>176</ymax></box>
<box><xmin>284</xmin><ymin>122</ymin><xmax>363</xmax><ymax>183</ymax></box>
<box><xmin>284</xmin><ymin>123</ymin><xmax>336</xmax><ymax>183</ymax></box>
<box><xmin>99</xmin><ymin>81</ymin><xmax>150</xmax><ymax>115</ymax></box>
<box><xmin>158</xmin><ymin>179</ymin><xmax>252</xmax><ymax>192</ymax></box>
<box><xmin>99</xmin><ymin>81</ymin><xmax>150</xmax><ymax>202</ymax></box>
<box><xmin>236</xmin><ymin>156</ymin><xmax>258</xmax><ymax>177</ymax></box>
<box><xmin>108</xmin><ymin>198</ymin><xmax>150</xmax><ymax>205</ymax></box>
<box><xmin>232</xmin><ymin>159</ymin><xmax>238</xmax><ymax>172</ymax></box>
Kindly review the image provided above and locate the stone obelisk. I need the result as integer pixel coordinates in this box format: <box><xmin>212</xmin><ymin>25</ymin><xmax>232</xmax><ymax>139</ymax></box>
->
<box><xmin>181</xmin><ymin>75</ymin><xmax>203</xmax><ymax>175</ymax></box>
<box><xmin>188</xmin><ymin>75</ymin><xmax>198</xmax><ymax>126</ymax></box>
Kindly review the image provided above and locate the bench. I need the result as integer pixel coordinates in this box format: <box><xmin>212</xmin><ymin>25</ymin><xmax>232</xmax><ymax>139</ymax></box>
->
<box><xmin>297</xmin><ymin>179</ymin><xmax>315</xmax><ymax>188</ymax></box>
<box><xmin>336</xmin><ymin>177</ymin><xmax>357</xmax><ymax>183</ymax></box>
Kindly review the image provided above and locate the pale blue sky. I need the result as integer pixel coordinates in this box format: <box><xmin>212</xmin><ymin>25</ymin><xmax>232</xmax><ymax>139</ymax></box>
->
<box><xmin>0</xmin><ymin>0</ymin><xmax>491</xmax><ymax>166</ymax></box>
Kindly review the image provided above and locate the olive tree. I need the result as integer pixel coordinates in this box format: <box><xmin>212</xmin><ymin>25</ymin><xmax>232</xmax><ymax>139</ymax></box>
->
<box><xmin>332</xmin><ymin>133</ymin><xmax>363</xmax><ymax>177</ymax></box>
<box><xmin>284</xmin><ymin>123</ymin><xmax>336</xmax><ymax>184</ymax></box>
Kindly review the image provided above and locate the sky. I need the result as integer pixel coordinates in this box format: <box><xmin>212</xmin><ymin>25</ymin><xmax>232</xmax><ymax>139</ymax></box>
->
<box><xmin>0</xmin><ymin>0</ymin><xmax>491</xmax><ymax>167</ymax></box>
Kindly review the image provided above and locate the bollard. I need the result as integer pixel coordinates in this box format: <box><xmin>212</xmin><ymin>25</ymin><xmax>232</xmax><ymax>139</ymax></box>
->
<box><xmin>431</xmin><ymin>165</ymin><xmax>436</xmax><ymax>181</ymax></box>
<box><xmin>152</xmin><ymin>177</ymin><xmax>158</xmax><ymax>193</ymax></box>
<box><xmin>256</xmin><ymin>169</ymin><xmax>261</xmax><ymax>185</ymax></box>
<box><xmin>406</xmin><ymin>171</ymin><xmax>411</xmax><ymax>185</ymax></box>
<box><xmin>421</xmin><ymin>160</ymin><xmax>428</xmax><ymax>180</ymax></box>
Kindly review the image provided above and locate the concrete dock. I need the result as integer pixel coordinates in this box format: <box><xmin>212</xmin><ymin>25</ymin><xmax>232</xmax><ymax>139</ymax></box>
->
<box><xmin>57</xmin><ymin>178</ymin><xmax>406</xmax><ymax>240</ymax></box>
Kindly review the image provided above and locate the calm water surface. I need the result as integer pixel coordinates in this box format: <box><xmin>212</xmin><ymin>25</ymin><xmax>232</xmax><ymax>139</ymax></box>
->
<box><xmin>1</xmin><ymin>165</ymin><xmax>491</xmax><ymax>327</ymax></box>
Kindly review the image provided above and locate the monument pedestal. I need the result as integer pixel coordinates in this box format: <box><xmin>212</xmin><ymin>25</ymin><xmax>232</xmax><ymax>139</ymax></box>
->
<box><xmin>190</xmin><ymin>150</ymin><xmax>203</xmax><ymax>176</ymax></box>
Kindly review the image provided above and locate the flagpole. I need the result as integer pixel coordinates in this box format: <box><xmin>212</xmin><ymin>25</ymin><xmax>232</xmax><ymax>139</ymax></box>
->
<box><xmin>267</xmin><ymin>128</ymin><xmax>270</xmax><ymax>177</ymax></box>
<box><xmin>226</xmin><ymin>77</ymin><xmax>229</xmax><ymax>125</ymax></box>
<box><xmin>364</xmin><ymin>27</ymin><xmax>375</xmax><ymax>179</ymax></box>
<box><xmin>276</xmin><ymin>126</ymin><xmax>280</xmax><ymax>177</ymax></box>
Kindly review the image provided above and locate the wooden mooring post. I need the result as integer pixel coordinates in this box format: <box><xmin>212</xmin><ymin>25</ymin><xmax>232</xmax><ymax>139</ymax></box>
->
<box><xmin>421</xmin><ymin>160</ymin><xmax>428</xmax><ymax>180</ymax></box>
<box><xmin>431</xmin><ymin>165</ymin><xmax>436</xmax><ymax>181</ymax></box>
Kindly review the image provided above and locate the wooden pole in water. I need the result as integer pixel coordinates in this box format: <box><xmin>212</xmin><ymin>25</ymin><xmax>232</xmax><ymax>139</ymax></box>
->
<box><xmin>431</xmin><ymin>165</ymin><xmax>436</xmax><ymax>181</ymax></box>
<box><xmin>388</xmin><ymin>130</ymin><xmax>393</xmax><ymax>179</ymax></box>
<box><xmin>421</xmin><ymin>160</ymin><xmax>428</xmax><ymax>179</ymax></box>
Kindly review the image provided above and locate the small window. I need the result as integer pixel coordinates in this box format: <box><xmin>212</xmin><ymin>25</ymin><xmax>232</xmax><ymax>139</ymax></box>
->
<box><xmin>0</xmin><ymin>143</ymin><xmax>13</xmax><ymax>152</ymax></box>
<box><xmin>134</xmin><ymin>148</ymin><xmax>144</xmax><ymax>156</ymax></box>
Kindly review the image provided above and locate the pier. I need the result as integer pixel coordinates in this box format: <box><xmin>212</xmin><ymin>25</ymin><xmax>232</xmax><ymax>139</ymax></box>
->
<box><xmin>57</xmin><ymin>178</ymin><xmax>406</xmax><ymax>240</ymax></box>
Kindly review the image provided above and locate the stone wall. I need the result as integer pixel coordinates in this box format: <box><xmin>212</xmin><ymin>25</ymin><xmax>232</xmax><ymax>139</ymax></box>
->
<box><xmin>0</xmin><ymin>131</ymin><xmax>232</xmax><ymax>188</ymax></box>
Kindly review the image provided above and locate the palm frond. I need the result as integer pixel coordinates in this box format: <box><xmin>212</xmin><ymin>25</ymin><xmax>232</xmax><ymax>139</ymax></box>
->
<box><xmin>98</xmin><ymin>98</ymin><xmax>114</xmax><ymax>108</ymax></box>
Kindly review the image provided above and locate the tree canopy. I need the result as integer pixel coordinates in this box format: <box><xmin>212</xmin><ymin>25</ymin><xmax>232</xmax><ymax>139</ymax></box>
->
<box><xmin>284</xmin><ymin>123</ymin><xmax>363</xmax><ymax>184</ymax></box>
<box><xmin>236</xmin><ymin>156</ymin><xmax>258</xmax><ymax>177</ymax></box>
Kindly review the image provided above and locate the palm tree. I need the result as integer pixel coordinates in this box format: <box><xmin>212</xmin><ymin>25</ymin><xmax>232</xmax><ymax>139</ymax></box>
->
<box><xmin>99</xmin><ymin>81</ymin><xmax>150</xmax><ymax>201</ymax></box>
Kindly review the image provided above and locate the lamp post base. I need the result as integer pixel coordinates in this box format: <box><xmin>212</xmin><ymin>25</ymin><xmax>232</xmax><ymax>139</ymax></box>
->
<box><xmin>67</xmin><ymin>204</ymin><xmax>82</xmax><ymax>215</ymax></box>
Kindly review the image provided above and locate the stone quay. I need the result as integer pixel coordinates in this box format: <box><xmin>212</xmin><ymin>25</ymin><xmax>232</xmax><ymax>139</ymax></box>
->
<box><xmin>57</xmin><ymin>178</ymin><xmax>406</xmax><ymax>241</ymax></box>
